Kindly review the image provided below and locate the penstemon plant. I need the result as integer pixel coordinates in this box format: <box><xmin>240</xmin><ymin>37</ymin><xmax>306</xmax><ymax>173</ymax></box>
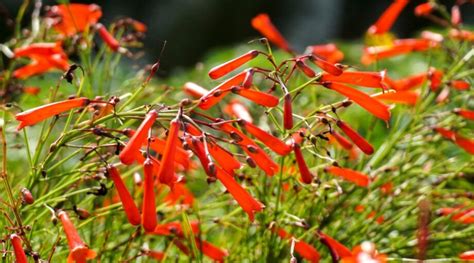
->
<box><xmin>0</xmin><ymin>1</ymin><xmax>473</xmax><ymax>262</ymax></box>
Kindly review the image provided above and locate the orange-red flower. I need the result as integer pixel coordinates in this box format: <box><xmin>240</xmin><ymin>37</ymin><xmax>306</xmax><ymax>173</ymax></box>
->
<box><xmin>208</xmin><ymin>142</ymin><xmax>242</xmax><ymax>174</ymax></box>
<box><xmin>107</xmin><ymin>165</ymin><xmax>141</xmax><ymax>226</ymax></box>
<box><xmin>195</xmin><ymin>238</ymin><xmax>229</xmax><ymax>263</ymax></box>
<box><xmin>449</xmin><ymin>80</ymin><xmax>470</xmax><ymax>91</ymax></box>
<box><xmin>329</xmin><ymin>131</ymin><xmax>353</xmax><ymax>150</ymax></box>
<box><xmin>320</xmin><ymin>70</ymin><xmax>387</xmax><ymax>89</ymax></box>
<box><xmin>437</xmin><ymin>207</ymin><xmax>474</xmax><ymax>224</ymax></box>
<box><xmin>428</xmin><ymin>67</ymin><xmax>444</xmax><ymax>91</ymax></box>
<box><xmin>310</xmin><ymin>55</ymin><xmax>343</xmax><ymax>76</ymax></box>
<box><xmin>385</xmin><ymin>73</ymin><xmax>427</xmax><ymax>91</ymax></box>
<box><xmin>219</xmin><ymin>123</ymin><xmax>279</xmax><ymax>176</ymax></box>
<box><xmin>224</xmin><ymin>100</ymin><xmax>253</xmax><ymax>123</ymax></box>
<box><xmin>374</xmin><ymin>90</ymin><xmax>419</xmax><ymax>105</ymax></box>
<box><xmin>367</xmin><ymin>0</ymin><xmax>410</xmax><ymax>35</ymax></box>
<box><xmin>323</xmin><ymin>82</ymin><xmax>391</xmax><ymax>121</ymax></box>
<box><xmin>275</xmin><ymin>227</ymin><xmax>321</xmax><ymax>263</ymax></box>
<box><xmin>454</xmin><ymin>108</ymin><xmax>474</xmax><ymax>120</ymax></box>
<box><xmin>208</xmin><ymin>50</ymin><xmax>259</xmax><ymax>79</ymax></box>
<box><xmin>119</xmin><ymin>110</ymin><xmax>158</xmax><ymax>165</ymax></box>
<box><xmin>215</xmin><ymin>166</ymin><xmax>265</xmax><ymax>221</ymax></box>
<box><xmin>153</xmin><ymin>221</ymin><xmax>200</xmax><ymax>236</ymax></box>
<box><xmin>414</xmin><ymin>2</ymin><xmax>435</xmax><ymax>16</ymax></box>
<box><xmin>293</xmin><ymin>144</ymin><xmax>314</xmax><ymax>184</ymax></box>
<box><xmin>183</xmin><ymin>82</ymin><xmax>208</xmax><ymax>98</ymax></box>
<box><xmin>449</xmin><ymin>29</ymin><xmax>474</xmax><ymax>42</ymax></box>
<box><xmin>142</xmin><ymin>158</ymin><xmax>158</xmax><ymax>232</ymax></box>
<box><xmin>325</xmin><ymin>166</ymin><xmax>370</xmax><ymax>187</ymax></box>
<box><xmin>362</xmin><ymin>39</ymin><xmax>439</xmax><ymax>65</ymax></box>
<box><xmin>13</xmin><ymin>42</ymin><xmax>69</xmax><ymax>79</ymax></box>
<box><xmin>306</xmin><ymin>43</ymin><xmax>344</xmax><ymax>63</ymax></box>
<box><xmin>163</xmin><ymin>182</ymin><xmax>195</xmax><ymax>207</ymax></box>
<box><xmin>341</xmin><ymin>242</ymin><xmax>387</xmax><ymax>263</ymax></box>
<box><xmin>319</xmin><ymin>231</ymin><xmax>353</xmax><ymax>261</ymax></box>
<box><xmin>434</xmin><ymin>127</ymin><xmax>474</xmax><ymax>154</ymax></box>
<box><xmin>57</xmin><ymin>210</ymin><xmax>97</xmax><ymax>263</ymax></box>
<box><xmin>239</xmin><ymin>120</ymin><xmax>292</xmax><ymax>156</ymax></box>
<box><xmin>9</xmin><ymin>234</ymin><xmax>28</xmax><ymax>263</ymax></box>
<box><xmin>284</xmin><ymin>93</ymin><xmax>293</xmax><ymax>130</ymax></box>
<box><xmin>232</xmin><ymin>86</ymin><xmax>279</xmax><ymax>107</ymax></box>
<box><xmin>15</xmin><ymin>97</ymin><xmax>89</xmax><ymax>130</ymax></box>
<box><xmin>157</xmin><ymin>118</ymin><xmax>180</xmax><ymax>187</ymax></box>
<box><xmin>47</xmin><ymin>4</ymin><xmax>102</xmax><ymax>37</ymax></box>
<box><xmin>144</xmin><ymin>250</ymin><xmax>165</xmax><ymax>260</ymax></box>
<box><xmin>337</xmin><ymin>120</ymin><xmax>374</xmax><ymax>155</ymax></box>
<box><xmin>96</xmin><ymin>23</ymin><xmax>121</xmax><ymax>52</ymax></box>
<box><xmin>199</xmin><ymin>70</ymin><xmax>247</xmax><ymax>110</ymax></box>
<box><xmin>295</xmin><ymin>58</ymin><xmax>316</xmax><ymax>78</ymax></box>
<box><xmin>251</xmin><ymin>13</ymin><xmax>292</xmax><ymax>53</ymax></box>
<box><xmin>459</xmin><ymin>250</ymin><xmax>474</xmax><ymax>260</ymax></box>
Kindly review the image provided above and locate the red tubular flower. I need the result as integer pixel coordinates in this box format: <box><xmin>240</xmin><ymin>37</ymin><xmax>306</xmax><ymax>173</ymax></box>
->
<box><xmin>251</xmin><ymin>13</ymin><xmax>292</xmax><ymax>53</ymax></box>
<box><xmin>15</xmin><ymin>97</ymin><xmax>89</xmax><ymax>130</ymax></box>
<box><xmin>23</xmin><ymin>86</ymin><xmax>41</xmax><ymax>95</ymax></box>
<box><xmin>275</xmin><ymin>227</ymin><xmax>320</xmax><ymax>263</ymax></box>
<box><xmin>374</xmin><ymin>90</ymin><xmax>419</xmax><ymax>105</ymax></box>
<box><xmin>107</xmin><ymin>165</ymin><xmax>141</xmax><ymax>226</ymax></box>
<box><xmin>216</xmin><ymin>166</ymin><xmax>265</xmax><ymax>221</ymax></box>
<box><xmin>208</xmin><ymin>142</ymin><xmax>242</xmax><ymax>174</ymax></box>
<box><xmin>320</xmin><ymin>70</ymin><xmax>387</xmax><ymax>89</ymax></box>
<box><xmin>451</xmin><ymin>5</ymin><xmax>462</xmax><ymax>25</ymax></box>
<box><xmin>164</xmin><ymin>182</ymin><xmax>195</xmax><ymax>207</ymax></box>
<box><xmin>428</xmin><ymin>68</ymin><xmax>443</xmax><ymax>91</ymax></box>
<box><xmin>9</xmin><ymin>234</ymin><xmax>28</xmax><ymax>263</ymax></box>
<box><xmin>386</xmin><ymin>73</ymin><xmax>427</xmax><ymax>91</ymax></box>
<box><xmin>310</xmin><ymin>55</ymin><xmax>343</xmax><ymax>76</ymax></box>
<box><xmin>195</xmin><ymin>238</ymin><xmax>229</xmax><ymax>263</ymax></box>
<box><xmin>454</xmin><ymin>108</ymin><xmax>474</xmax><ymax>120</ymax></box>
<box><xmin>124</xmin><ymin>129</ymin><xmax>191</xmax><ymax>170</ymax></box>
<box><xmin>145</xmin><ymin>250</ymin><xmax>165</xmax><ymax>260</ymax></box>
<box><xmin>157</xmin><ymin>118</ymin><xmax>180</xmax><ymax>187</ymax></box>
<box><xmin>342</xmin><ymin>242</ymin><xmax>387</xmax><ymax>263</ymax></box>
<box><xmin>183</xmin><ymin>82</ymin><xmax>208</xmax><ymax>98</ymax></box>
<box><xmin>286</xmin><ymin>128</ymin><xmax>307</xmax><ymax>146</ymax></box>
<box><xmin>239</xmin><ymin>120</ymin><xmax>292</xmax><ymax>156</ymax></box>
<box><xmin>449</xmin><ymin>29</ymin><xmax>474</xmax><ymax>42</ymax></box>
<box><xmin>142</xmin><ymin>158</ymin><xmax>158</xmax><ymax>232</ymax></box>
<box><xmin>96</xmin><ymin>23</ymin><xmax>121</xmax><ymax>52</ymax></box>
<box><xmin>293</xmin><ymin>144</ymin><xmax>314</xmax><ymax>184</ymax></box>
<box><xmin>284</xmin><ymin>93</ymin><xmax>294</xmax><ymax>130</ymax></box>
<box><xmin>295</xmin><ymin>58</ymin><xmax>316</xmax><ymax>78</ymax></box>
<box><xmin>329</xmin><ymin>131</ymin><xmax>353</xmax><ymax>150</ymax></box>
<box><xmin>324</xmin><ymin>166</ymin><xmax>370</xmax><ymax>187</ymax></box>
<box><xmin>434</xmin><ymin>127</ymin><xmax>474</xmax><ymax>154</ymax></box>
<box><xmin>362</xmin><ymin>39</ymin><xmax>439</xmax><ymax>65</ymax></box>
<box><xmin>367</xmin><ymin>0</ymin><xmax>410</xmax><ymax>35</ymax></box>
<box><xmin>219</xmin><ymin>123</ymin><xmax>279</xmax><ymax>176</ymax></box>
<box><xmin>209</xmin><ymin>50</ymin><xmax>259</xmax><ymax>79</ymax></box>
<box><xmin>318</xmin><ymin>231</ymin><xmax>353</xmax><ymax>261</ymax></box>
<box><xmin>414</xmin><ymin>2</ymin><xmax>435</xmax><ymax>16</ymax></box>
<box><xmin>337</xmin><ymin>120</ymin><xmax>374</xmax><ymax>155</ymax></box>
<box><xmin>306</xmin><ymin>43</ymin><xmax>344</xmax><ymax>63</ymax></box>
<box><xmin>199</xmin><ymin>70</ymin><xmax>247</xmax><ymax>110</ymax></box>
<box><xmin>323</xmin><ymin>82</ymin><xmax>391</xmax><ymax>121</ymax></box>
<box><xmin>449</xmin><ymin>80</ymin><xmax>470</xmax><ymax>91</ymax></box>
<box><xmin>119</xmin><ymin>110</ymin><xmax>158</xmax><ymax>165</ymax></box>
<box><xmin>232</xmin><ymin>87</ymin><xmax>279</xmax><ymax>107</ymax></box>
<box><xmin>459</xmin><ymin>251</ymin><xmax>474</xmax><ymax>260</ymax></box>
<box><xmin>437</xmin><ymin>207</ymin><xmax>474</xmax><ymax>224</ymax></box>
<box><xmin>47</xmin><ymin>4</ymin><xmax>102</xmax><ymax>37</ymax></box>
<box><xmin>153</xmin><ymin>221</ymin><xmax>200</xmax><ymax>236</ymax></box>
<box><xmin>13</xmin><ymin>42</ymin><xmax>69</xmax><ymax>79</ymax></box>
<box><xmin>224</xmin><ymin>100</ymin><xmax>253</xmax><ymax>123</ymax></box>
<box><xmin>57</xmin><ymin>211</ymin><xmax>97</xmax><ymax>263</ymax></box>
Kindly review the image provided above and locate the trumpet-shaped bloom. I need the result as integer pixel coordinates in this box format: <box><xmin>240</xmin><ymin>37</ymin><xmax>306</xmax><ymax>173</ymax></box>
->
<box><xmin>9</xmin><ymin>234</ymin><xmax>28</xmax><ymax>263</ymax></box>
<box><xmin>224</xmin><ymin>100</ymin><xmax>253</xmax><ymax>123</ymax></box>
<box><xmin>325</xmin><ymin>166</ymin><xmax>370</xmax><ymax>187</ymax></box>
<box><xmin>208</xmin><ymin>50</ymin><xmax>259</xmax><ymax>79</ymax></box>
<box><xmin>454</xmin><ymin>108</ymin><xmax>474</xmax><ymax>120</ymax></box>
<box><xmin>239</xmin><ymin>120</ymin><xmax>292</xmax><ymax>156</ymax></box>
<box><xmin>374</xmin><ymin>90</ymin><xmax>419</xmax><ymax>105</ymax></box>
<box><xmin>47</xmin><ymin>4</ymin><xmax>102</xmax><ymax>36</ymax></box>
<box><xmin>232</xmin><ymin>87</ymin><xmax>279</xmax><ymax>107</ymax></box>
<box><xmin>306</xmin><ymin>43</ymin><xmax>344</xmax><ymax>63</ymax></box>
<box><xmin>362</xmin><ymin>39</ymin><xmax>439</xmax><ymax>65</ymax></box>
<box><xmin>119</xmin><ymin>110</ymin><xmax>157</xmax><ymax>165</ymax></box>
<box><xmin>58</xmin><ymin>211</ymin><xmax>97</xmax><ymax>263</ymax></box>
<box><xmin>251</xmin><ymin>13</ymin><xmax>292</xmax><ymax>53</ymax></box>
<box><xmin>337</xmin><ymin>120</ymin><xmax>374</xmax><ymax>155</ymax></box>
<box><xmin>274</xmin><ymin>227</ymin><xmax>321</xmax><ymax>263</ymax></box>
<box><xmin>367</xmin><ymin>0</ymin><xmax>410</xmax><ymax>35</ymax></box>
<box><xmin>15</xmin><ymin>97</ymin><xmax>89</xmax><ymax>130</ymax></box>
<box><xmin>107</xmin><ymin>165</ymin><xmax>141</xmax><ymax>226</ymax></box>
<box><xmin>320</xmin><ymin>70</ymin><xmax>387</xmax><ymax>89</ymax></box>
<box><xmin>293</xmin><ymin>144</ymin><xmax>314</xmax><ymax>184</ymax></box>
<box><xmin>199</xmin><ymin>71</ymin><xmax>247</xmax><ymax>110</ymax></box>
<box><xmin>183</xmin><ymin>82</ymin><xmax>208</xmax><ymax>98</ymax></box>
<box><xmin>319</xmin><ymin>231</ymin><xmax>353</xmax><ymax>261</ymax></box>
<box><xmin>142</xmin><ymin>158</ymin><xmax>158</xmax><ymax>232</ymax></box>
<box><xmin>434</xmin><ymin>127</ymin><xmax>474</xmax><ymax>154</ymax></box>
<box><xmin>157</xmin><ymin>118</ymin><xmax>180</xmax><ymax>187</ymax></box>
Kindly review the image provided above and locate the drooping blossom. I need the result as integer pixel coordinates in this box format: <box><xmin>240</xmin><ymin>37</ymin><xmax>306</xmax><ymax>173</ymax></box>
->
<box><xmin>434</xmin><ymin>127</ymin><xmax>474</xmax><ymax>154</ymax></box>
<box><xmin>306</xmin><ymin>43</ymin><xmax>344</xmax><ymax>63</ymax></box>
<box><xmin>337</xmin><ymin>120</ymin><xmax>374</xmax><ymax>155</ymax></box>
<box><xmin>199</xmin><ymin>70</ymin><xmax>247</xmax><ymax>110</ymax></box>
<box><xmin>325</xmin><ymin>166</ymin><xmax>370</xmax><ymax>187</ymax></box>
<box><xmin>47</xmin><ymin>4</ymin><xmax>102</xmax><ymax>37</ymax></box>
<box><xmin>318</xmin><ymin>231</ymin><xmax>353</xmax><ymax>261</ymax></box>
<box><xmin>9</xmin><ymin>234</ymin><xmax>28</xmax><ymax>263</ymax></box>
<box><xmin>157</xmin><ymin>117</ymin><xmax>180</xmax><ymax>187</ymax></box>
<box><xmin>224</xmin><ymin>100</ymin><xmax>253</xmax><ymax>123</ymax></box>
<box><xmin>367</xmin><ymin>0</ymin><xmax>410</xmax><ymax>35</ymax></box>
<box><xmin>57</xmin><ymin>210</ymin><xmax>97</xmax><ymax>263</ymax></box>
<box><xmin>341</xmin><ymin>241</ymin><xmax>387</xmax><ymax>263</ymax></box>
<box><xmin>374</xmin><ymin>90</ymin><xmax>419</xmax><ymax>105</ymax></box>
<box><xmin>239</xmin><ymin>119</ymin><xmax>292</xmax><ymax>156</ymax></box>
<box><xmin>183</xmin><ymin>82</ymin><xmax>208</xmax><ymax>98</ymax></box>
<box><xmin>142</xmin><ymin>158</ymin><xmax>158</xmax><ymax>232</ymax></box>
<box><xmin>251</xmin><ymin>13</ymin><xmax>292</xmax><ymax>53</ymax></box>
<box><xmin>274</xmin><ymin>227</ymin><xmax>321</xmax><ymax>263</ymax></box>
